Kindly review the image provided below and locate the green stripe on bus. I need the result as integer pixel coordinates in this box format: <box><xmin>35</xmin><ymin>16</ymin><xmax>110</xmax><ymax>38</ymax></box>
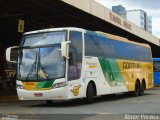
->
<box><xmin>99</xmin><ymin>58</ymin><xmax>124</xmax><ymax>86</ymax></box>
<box><xmin>35</xmin><ymin>81</ymin><xmax>53</xmax><ymax>88</ymax></box>
<box><xmin>36</xmin><ymin>82</ymin><xmax>46</xmax><ymax>88</ymax></box>
<box><xmin>43</xmin><ymin>81</ymin><xmax>54</xmax><ymax>88</ymax></box>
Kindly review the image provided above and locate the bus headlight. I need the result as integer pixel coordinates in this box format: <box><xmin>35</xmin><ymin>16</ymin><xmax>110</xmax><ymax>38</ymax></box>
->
<box><xmin>17</xmin><ymin>84</ymin><xmax>24</xmax><ymax>89</ymax></box>
<box><xmin>52</xmin><ymin>81</ymin><xmax>67</xmax><ymax>89</ymax></box>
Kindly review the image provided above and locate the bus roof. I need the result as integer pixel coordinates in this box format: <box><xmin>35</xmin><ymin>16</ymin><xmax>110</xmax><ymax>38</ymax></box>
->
<box><xmin>23</xmin><ymin>27</ymin><xmax>85</xmax><ymax>35</ymax></box>
<box><xmin>95</xmin><ymin>31</ymin><xmax>150</xmax><ymax>48</ymax></box>
<box><xmin>23</xmin><ymin>27</ymin><xmax>150</xmax><ymax>49</ymax></box>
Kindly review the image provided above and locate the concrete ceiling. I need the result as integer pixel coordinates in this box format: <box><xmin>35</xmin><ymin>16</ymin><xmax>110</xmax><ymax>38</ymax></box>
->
<box><xmin>0</xmin><ymin>0</ymin><xmax>160</xmax><ymax>57</ymax></box>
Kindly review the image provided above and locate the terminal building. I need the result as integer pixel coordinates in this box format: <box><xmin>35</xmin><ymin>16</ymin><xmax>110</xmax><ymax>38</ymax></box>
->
<box><xmin>112</xmin><ymin>5</ymin><xmax>152</xmax><ymax>33</ymax></box>
<box><xmin>112</xmin><ymin>5</ymin><xmax>126</xmax><ymax>18</ymax></box>
<box><xmin>126</xmin><ymin>10</ymin><xmax>152</xmax><ymax>34</ymax></box>
<box><xmin>0</xmin><ymin>0</ymin><xmax>160</xmax><ymax>88</ymax></box>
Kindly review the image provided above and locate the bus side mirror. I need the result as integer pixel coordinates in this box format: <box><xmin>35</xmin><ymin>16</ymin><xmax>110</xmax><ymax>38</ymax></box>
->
<box><xmin>6</xmin><ymin>46</ymin><xmax>19</xmax><ymax>63</ymax></box>
<box><xmin>61</xmin><ymin>41</ymin><xmax>71</xmax><ymax>59</ymax></box>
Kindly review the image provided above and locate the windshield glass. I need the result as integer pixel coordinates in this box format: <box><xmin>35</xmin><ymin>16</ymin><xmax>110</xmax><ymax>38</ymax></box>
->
<box><xmin>21</xmin><ymin>31</ymin><xmax>66</xmax><ymax>47</ymax></box>
<box><xmin>17</xmin><ymin>45</ymin><xmax>65</xmax><ymax>80</ymax></box>
<box><xmin>17</xmin><ymin>31</ymin><xmax>66</xmax><ymax>81</ymax></box>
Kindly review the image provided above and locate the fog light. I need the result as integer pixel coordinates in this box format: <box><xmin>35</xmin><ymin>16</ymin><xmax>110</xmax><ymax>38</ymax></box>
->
<box><xmin>19</xmin><ymin>97</ymin><xmax>24</xmax><ymax>100</ymax></box>
<box><xmin>17</xmin><ymin>84</ymin><xmax>24</xmax><ymax>89</ymax></box>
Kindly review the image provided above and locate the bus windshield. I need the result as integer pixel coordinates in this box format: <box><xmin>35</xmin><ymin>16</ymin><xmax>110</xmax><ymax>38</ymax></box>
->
<box><xmin>21</xmin><ymin>31</ymin><xmax>66</xmax><ymax>47</ymax></box>
<box><xmin>17</xmin><ymin>31</ymin><xmax>66</xmax><ymax>81</ymax></box>
<box><xmin>17</xmin><ymin>45</ymin><xmax>65</xmax><ymax>81</ymax></box>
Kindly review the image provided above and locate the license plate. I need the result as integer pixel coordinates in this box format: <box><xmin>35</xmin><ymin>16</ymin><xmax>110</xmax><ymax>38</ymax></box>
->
<box><xmin>34</xmin><ymin>93</ymin><xmax>43</xmax><ymax>97</ymax></box>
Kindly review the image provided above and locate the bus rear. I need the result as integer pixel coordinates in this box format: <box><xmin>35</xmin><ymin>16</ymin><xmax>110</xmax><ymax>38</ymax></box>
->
<box><xmin>153</xmin><ymin>58</ymin><xmax>160</xmax><ymax>85</ymax></box>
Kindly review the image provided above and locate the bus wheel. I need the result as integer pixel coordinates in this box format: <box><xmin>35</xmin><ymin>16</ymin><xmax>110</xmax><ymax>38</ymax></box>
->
<box><xmin>134</xmin><ymin>81</ymin><xmax>140</xmax><ymax>97</ymax></box>
<box><xmin>46</xmin><ymin>100</ymin><xmax>53</xmax><ymax>105</ymax></box>
<box><xmin>85</xmin><ymin>83</ymin><xmax>94</xmax><ymax>104</ymax></box>
<box><xmin>140</xmin><ymin>82</ymin><xmax>145</xmax><ymax>96</ymax></box>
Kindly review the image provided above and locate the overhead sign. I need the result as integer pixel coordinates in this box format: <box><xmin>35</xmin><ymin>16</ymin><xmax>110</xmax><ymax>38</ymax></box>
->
<box><xmin>18</xmin><ymin>19</ymin><xmax>25</xmax><ymax>33</ymax></box>
<box><xmin>109</xmin><ymin>13</ymin><xmax>132</xmax><ymax>30</ymax></box>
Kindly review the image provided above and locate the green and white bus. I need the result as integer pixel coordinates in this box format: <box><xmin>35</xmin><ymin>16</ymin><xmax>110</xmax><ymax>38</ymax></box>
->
<box><xmin>6</xmin><ymin>27</ymin><xmax>153</xmax><ymax>104</ymax></box>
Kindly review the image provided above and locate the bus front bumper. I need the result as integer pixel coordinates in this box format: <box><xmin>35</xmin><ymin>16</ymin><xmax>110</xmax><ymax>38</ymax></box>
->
<box><xmin>17</xmin><ymin>87</ymin><xmax>68</xmax><ymax>100</ymax></box>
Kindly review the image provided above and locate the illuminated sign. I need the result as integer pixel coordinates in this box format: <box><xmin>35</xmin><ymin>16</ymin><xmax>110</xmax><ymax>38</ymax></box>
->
<box><xmin>18</xmin><ymin>19</ymin><xmax>25</xmax><ymax>33</ymax></box>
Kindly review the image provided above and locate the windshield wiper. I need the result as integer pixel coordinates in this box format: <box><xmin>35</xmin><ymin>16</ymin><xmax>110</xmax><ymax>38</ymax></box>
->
<box><xmin>25</xmin><ymin>50</ymin><xmax>49</xmax><ymax>80</ymax></box>
<box><xmin>25</xmin><ymin>53</ymin><xmax>38</xmax><ymax>80</ymax></box>
<box><xmin>38</xmin><ymin>64</ymin><xmax>48</xmax><ymax>79</ymax></box>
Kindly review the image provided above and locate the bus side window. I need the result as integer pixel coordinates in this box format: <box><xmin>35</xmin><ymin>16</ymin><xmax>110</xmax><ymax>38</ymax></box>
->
<box><xmin>69</xmin><ymin>52</ymin><xmax>73</xmax><ymax>66</ymax></box>
<box><xmin>68</xmin><ymin>31</ymin><xmax>82</xmax><ymax>81</ymax></box>
<box><xmin>69</xmin><ymin>46</ymin><xmax>77</xmax><ymax>66</ymax></box>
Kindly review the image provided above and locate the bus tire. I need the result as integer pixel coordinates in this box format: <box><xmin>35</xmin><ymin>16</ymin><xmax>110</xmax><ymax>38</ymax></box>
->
<box><xmin>134</xmin><ymin>81</ymin><xmax>140</xmax><ymax>97</ymax></box>
<box><xmin>46</xmin><ymin>100</ymin><xmax>53</xmax><ymax>105</ymax></box>
<box><xmin>85</xmin><ymin>83</ymin><xmax>94</xmax><ymax>104</ymax></box>
<box><xmin>140</xmin><ymin>82</ymin><xmax>145</xmax><ymax>96</ymax></box>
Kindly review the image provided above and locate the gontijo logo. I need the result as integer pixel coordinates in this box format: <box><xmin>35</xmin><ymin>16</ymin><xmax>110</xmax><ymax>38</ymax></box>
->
<box><xmin>86</xmin><ymin>62</ymin><xmax>98</xmax><ymax>68</ymax></box>
<box><xmin>123</xmin><ymin>62</ymin><xmax>141</xmax><ymax>69</ymax></box>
